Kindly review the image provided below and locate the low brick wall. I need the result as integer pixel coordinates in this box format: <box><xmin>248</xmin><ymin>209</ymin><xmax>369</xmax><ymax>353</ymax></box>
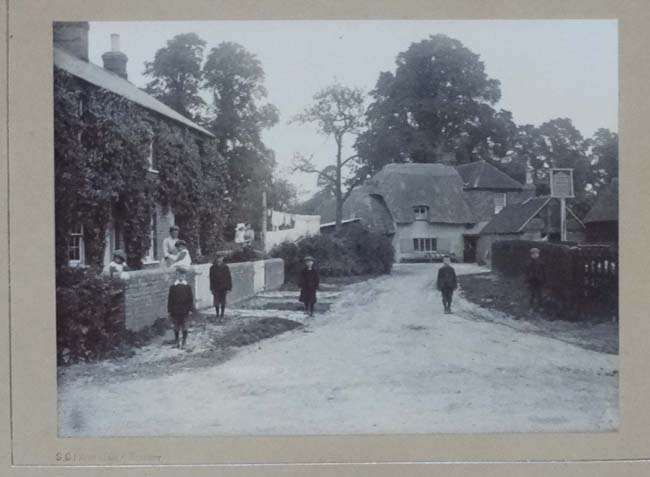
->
<box><xmin>121</xmin><ymin>258</ymin><xmax>284</xmax><ymax>331</ymax></box>
<box><xmin>122</xmin><ymin>268</ymin><xmax>196</xmax><ymax>332</ymax></box>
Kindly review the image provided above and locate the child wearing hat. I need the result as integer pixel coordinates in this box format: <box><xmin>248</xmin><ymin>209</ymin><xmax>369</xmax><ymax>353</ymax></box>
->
<box><xmin>525</xmin><ymin>247</ymin><xmax>546</xmax><ymax>313</ymax></box>
<box><xmin>209</xmin><ymin>252</ymin><xmax>232</xmax><ymax>321</ymax></box>
<box><xmin>171</xmin><ymin>240</ymin><xmax>192</xmax><ymax>268</ymax></box>
<box><xmin>436</xmin><ymin>254</ymin><xmax>458</xmax><ymax>313</ymax></box>
<box><xmin>298</xmin><ymin>256</ymin><xmax>320</xmax><ymax>317</ymax></box>
<box><xmin>108</xmin><ymin>249</ymin><xmax>127</xmax><ymax>278</ymax></box>
<box><xmin>167</xmin><ymin>266</ymin><xmax>194</xmax><ymax>349</ymax></box>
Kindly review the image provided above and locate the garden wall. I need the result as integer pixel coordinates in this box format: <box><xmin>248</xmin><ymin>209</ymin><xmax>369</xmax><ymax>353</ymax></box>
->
<box><xmin>122</xmin><ymin>259</ymin><xmax>284</xmax><ymax>331</ymax></box>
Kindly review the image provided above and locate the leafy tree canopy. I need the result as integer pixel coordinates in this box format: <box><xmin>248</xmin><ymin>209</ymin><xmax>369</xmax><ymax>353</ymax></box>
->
<box><xmin>356</xmin><ymin>34</ymin><xmax>510</xmax><ymax>171</ymax></box>
<box><xmin>144</xmin><ymin>33</ymin><xmax>207</xmax><ymax>121</ymax></box>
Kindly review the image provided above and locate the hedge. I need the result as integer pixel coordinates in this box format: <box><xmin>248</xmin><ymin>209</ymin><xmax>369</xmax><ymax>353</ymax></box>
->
<box><xmin>56</xmin><ymin>268</ymin><xmax>126</xmax><ymax>365</ymax></box>
<box><xmin>270</xmin><ymin>223</ymin><xmax>394</xmax><ymax>283</ymax></box>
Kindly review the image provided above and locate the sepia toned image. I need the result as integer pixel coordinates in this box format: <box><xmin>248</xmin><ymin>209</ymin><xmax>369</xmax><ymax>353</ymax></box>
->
<box><xmin>53</xmin><ymin>19</ymin><xmax>618</xmax><ymax>438</ymax></box>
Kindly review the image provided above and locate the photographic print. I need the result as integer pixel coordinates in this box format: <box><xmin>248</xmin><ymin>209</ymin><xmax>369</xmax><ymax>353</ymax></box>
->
<box><xmin>53</xmin><ymin>19</ymin><xmax>618</xmax><ymax>437</ymax></box>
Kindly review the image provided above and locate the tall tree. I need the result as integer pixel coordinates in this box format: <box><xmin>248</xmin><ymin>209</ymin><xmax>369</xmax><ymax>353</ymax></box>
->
<box><xmin>292</xmin><ymin>83</ymin><xmax>367</xmax><ymax>230</ymax></box>
<box><xmin>203</xmin><ymin>42</ymin><xmax>279</xmax><ymax>233</ymax></box>
<box><xmin>587</xmin><ymin>128</ymin><xmax>618</xmax><ymax>188</ymax></box>
<box><xmin>356</xmin><ymin>34</ymin><xmax>510</xmax><ymax>171</ymax></box>
<box><xmin>143</xmin><ymin>33</ymin><xmax>207</xmax><ymax>120</ymax></box>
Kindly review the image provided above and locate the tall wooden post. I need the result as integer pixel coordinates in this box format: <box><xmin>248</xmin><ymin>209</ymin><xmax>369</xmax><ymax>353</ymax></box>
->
<box><xmin>560</xmin><ymin>197</ymin><xmax>566</xmax><ymax>242</ymax></box>
<box><xmin>261</xmin><ymin>190</ymin><xmax>267</xmax><ymax>252</ymax></box>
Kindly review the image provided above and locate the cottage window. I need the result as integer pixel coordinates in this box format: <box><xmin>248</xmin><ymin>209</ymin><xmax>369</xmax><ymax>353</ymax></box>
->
<box><xmin>494</xmin><ymin>193</ymin><xmax>506</xmax><ymax>214</ymax></box>
<box><xmin>413</xmin><ymin>237</ymin><xmax>436</xmax><ymax>252</ymax></box>
<box><xmin>413</xmin><ymin>206</ymin><xmax>429</xmax><ymax>220</ymax></box>
<box><xmin>68</xmin><ymin>224</ymin><xmax>85</xmax><ymax>266</ymax></box>
<box><xmin>146</xmin><ymin>130</ymin><xmax>159</xmax><ymax>173</ymax></box>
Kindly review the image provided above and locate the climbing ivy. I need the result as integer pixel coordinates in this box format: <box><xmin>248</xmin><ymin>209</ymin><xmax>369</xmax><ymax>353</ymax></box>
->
<box><xmin>54</xmin><ymin>68</ymin><xmax>230</xmax><ymax>270</ymax></box>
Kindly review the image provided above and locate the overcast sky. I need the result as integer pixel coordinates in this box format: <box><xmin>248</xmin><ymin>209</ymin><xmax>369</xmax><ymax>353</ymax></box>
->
<box><xmin>88</xmin><ymin>20</ymin><xmax>618</xmax><ymax>198</ymax></box>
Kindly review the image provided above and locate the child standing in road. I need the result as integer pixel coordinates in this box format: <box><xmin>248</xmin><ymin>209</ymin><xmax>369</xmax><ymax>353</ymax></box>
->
<box><xmin>298</xmin><ymin>256</ymin><xmax>320</xmax><ymax>317</ymax></box>
<box><xmin>525</xmin><ymin>247</ymin><xmax>546</xmax><ymax>313</ymax></box>
<box><xmin>209</xmin><ymin>252</ymin><xmax>232</xmax><ymax>321</ymax></box>
<box><xmin>436</xmin><ymin>255</ymin><xmax>458</xmax><ymax>314</ymax></box>
<box><xmin>167</xmin><ymin>266</ymin><xmax>194</xmax><ymax>349</ymax></box>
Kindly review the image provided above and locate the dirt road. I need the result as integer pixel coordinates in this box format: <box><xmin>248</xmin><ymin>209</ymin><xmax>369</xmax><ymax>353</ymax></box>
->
<box><xmin>58</xmin><ymin>263</ymin><xmax>618</xmax><ymax>436</ymax></box>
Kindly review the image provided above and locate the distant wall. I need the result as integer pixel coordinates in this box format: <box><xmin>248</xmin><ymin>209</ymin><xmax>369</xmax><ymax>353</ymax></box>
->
<box><xmin>121</xmin><ymin>258</ymin><xmax>284</xmax><ymax>331</ymax></box>
<box><xmin>393</xmin><ymin>222</ymin><xmax>466</xmax><ymax>261</ymax></box>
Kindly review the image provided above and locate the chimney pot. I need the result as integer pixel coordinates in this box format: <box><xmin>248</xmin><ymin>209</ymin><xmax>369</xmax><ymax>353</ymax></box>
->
<box><xmin>102</xmin><ymin>34</ymin><xmax>129</xmax><ymax>80</ymax></box>
<box><xmin>110</xmin><ymin>33</ymin><xmax>121</xmax><ymax>52</ymax></box>
<box><xmin>53</xmin><ymin>21</ymin><xmax>90</xmax><ymax>61</ymax></box>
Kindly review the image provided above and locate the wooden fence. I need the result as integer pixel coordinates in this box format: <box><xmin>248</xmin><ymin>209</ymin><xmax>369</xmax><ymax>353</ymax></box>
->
<box><xmin>492</xmin><ymin>240</ymin><xmax>618</xmax><ymax>319</ymax></box>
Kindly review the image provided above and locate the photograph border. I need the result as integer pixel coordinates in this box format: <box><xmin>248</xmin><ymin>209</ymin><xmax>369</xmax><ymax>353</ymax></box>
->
<box><xmin>2</xmin><ymin>0</ymin><xmax>650</xmax><ymax>474</ymax></box>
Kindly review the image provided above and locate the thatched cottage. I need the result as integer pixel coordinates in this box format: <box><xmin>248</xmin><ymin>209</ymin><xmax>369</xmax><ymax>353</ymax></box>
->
<box><xmin>344</xmin><ymin>162</ymin><xmax>538</xmax><ymax>262</ymax></box>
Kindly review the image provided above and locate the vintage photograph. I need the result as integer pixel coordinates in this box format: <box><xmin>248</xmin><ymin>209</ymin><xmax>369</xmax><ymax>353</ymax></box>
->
<box><xmin>54</xmin><ymin>20</ymin><xmax>618</xmax><ymax>437</ymax></box>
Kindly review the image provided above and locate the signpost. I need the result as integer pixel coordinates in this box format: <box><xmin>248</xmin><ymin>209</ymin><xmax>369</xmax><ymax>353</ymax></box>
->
<box><xmin>549</xmin><ymin>168</ymin><xmax>575</xmax><ymax>242</ymax></box>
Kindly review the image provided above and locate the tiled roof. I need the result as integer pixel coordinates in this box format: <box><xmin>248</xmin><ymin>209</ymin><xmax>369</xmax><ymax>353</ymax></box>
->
<box><xmin>481</xmin><ymin>196</ymin><xmax>551</xmax><ymax>234</ymax></box>
<box><xmin>584</xmin><ymin>179</ymin><xmax>618</xmax><ymax>224</ymax></box>
<box><xmin>456</xmin><ymin>160</ymin><xmax>524</xmax><ymax>190</ymax></box>
<box><xmin>54</xmin><ymin>47</ymin><xmax>214</xmax><ymax>137</ymax></box>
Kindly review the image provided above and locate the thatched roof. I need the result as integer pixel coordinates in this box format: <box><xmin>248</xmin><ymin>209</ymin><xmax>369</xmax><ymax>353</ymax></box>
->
<box><xmin>584</xmin><ymin>179</ymin><xmax>619</xmax><ymax>224</ymax></box>
<box><xmin>343</xmin><ymin>188</ymin><xmax>395</xmax><ymax>234</ymax></box>
<box><xmin>357</xmin><ymin>163</ymin><xmax>475</xmax><ymax>224</ymax></box>
<box><xmin>455</xmin><ymin>160</ymin><xmax>524</xmax><ymax>190</ymax></box>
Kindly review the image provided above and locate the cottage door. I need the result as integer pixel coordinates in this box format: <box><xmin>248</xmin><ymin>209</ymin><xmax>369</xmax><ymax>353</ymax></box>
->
<box><xmin>463</xmin><ymin>236</ymin><xmax>477</xmax><ymax>262</ymax></box>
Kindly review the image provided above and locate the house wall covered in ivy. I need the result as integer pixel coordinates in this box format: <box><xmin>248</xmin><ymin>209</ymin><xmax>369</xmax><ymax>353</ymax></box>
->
<box><xmin>54</xmin><ymin>59</ymin><xmax>231</xmax><ymax>271</ymax></box>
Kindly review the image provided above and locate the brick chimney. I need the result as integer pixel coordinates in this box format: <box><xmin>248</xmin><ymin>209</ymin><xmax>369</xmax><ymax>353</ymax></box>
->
<box><xmin>101</xmin><ymin>34</ymin><xmax>128</xmax><ymax>80</ymax></box>
<box><xmin>53</xmin><ymin>21</ymin><xmax>89</xmax><ymax>61</ymax></box>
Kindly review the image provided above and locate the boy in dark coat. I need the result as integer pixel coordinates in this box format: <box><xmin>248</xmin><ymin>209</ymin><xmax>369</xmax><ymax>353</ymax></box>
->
<box><xmin>167</xmin><ymin>266</ymin><xmax>194</xmax><ymax>348</ymax></box>
<box><xmin>209</xmin><ymin>252</ymin><xmax>232</xmax><ymax>320</ymax></box>
<box><xmin>436</xmin><ymin>255</ymin><xmax>458</xmax><ymax>313</ymax></box>
<box><xmin>298</xmin><ymin>256</ymin><xmax>319</xmax><ymax>317</ymax></box>
<box><xmin>525</xmin><ymin>247</ymin><xmax>546</xmax><ymax>312</ymax></box>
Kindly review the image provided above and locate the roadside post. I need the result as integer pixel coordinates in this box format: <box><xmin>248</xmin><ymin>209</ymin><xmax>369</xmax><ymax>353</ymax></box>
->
<box><xmin>549</xmin><ymin>168</ymin><xmax>575</xmax><ymax>242</ymax></box>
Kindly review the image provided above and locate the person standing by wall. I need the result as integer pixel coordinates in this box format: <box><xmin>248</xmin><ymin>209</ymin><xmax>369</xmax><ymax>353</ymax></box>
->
<box><xmin>107</xmin><ymin>249</ymin><xmax>128</xmax><ymax>278</ymax></box>
<box><xmin>436</xmin><ymin>255</ymin><xmax>458</xmax><ymax>314</ymax></box>
<box><xmin>209</xmin><ymin>252</ymin><xmax>232</xmax><ymax>321</ymax></box>
<box><xmin>298</xmin><ymin>256</ymin><xmax>320</xmax><ymax>317</ymax></box>
<box><xmin>167</xmin><ymin>266</ymin><xmax>194</xmax><ymax>349</ymax></box>
<box><xmin>162</xmin><ymin>225</ymin><xmax>180</xmax><ymax>268</ymax></box>
<box><xmin>525</xmin><ymin>247</ymin><xmax>546</xmax><ymax>313</ymax></box>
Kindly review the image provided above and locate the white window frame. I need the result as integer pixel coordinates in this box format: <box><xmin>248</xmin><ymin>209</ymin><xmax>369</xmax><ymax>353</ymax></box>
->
<box><xmin>145</xmin><ymin>128</ymin><xmax>159</xmax><ymax>174</ymax></box>
<box><xmin>494</xmin><ymin>193</ymin><xmax>507</xmax><ymax>214</ymax></box>
<box><xmin>413</xmin><ymin>237</ymin><xmax>437</xmax><ymax>252</ymax></box>
<box><xmin>142</xmin><ymin>213</ymin><xmax>159</xmax><ymax>264</ymax></box>
<box><xmin>413</xmin><ymin>206</ymin><xmax>429</xmax><ymax>221</ymax></box>
<box><xmin>68</xmin><ymin>224</ymin><xmax>85</xmax><ymax>267</ymax></box>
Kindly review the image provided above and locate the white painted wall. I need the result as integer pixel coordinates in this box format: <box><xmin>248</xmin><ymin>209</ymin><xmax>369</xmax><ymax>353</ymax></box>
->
<box><xmin>393</xmin><ymin>222</ymin><xmax>466</xmax><ymax>261</ymax></box>
<box><xmin>264</xmin><ymin>212</ymin><xmax>321</xmax><ymax>252</ymax></box>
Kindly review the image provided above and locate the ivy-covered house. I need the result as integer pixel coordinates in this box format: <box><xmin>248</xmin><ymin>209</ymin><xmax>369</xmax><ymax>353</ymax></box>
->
<box><xmin>54</xmin><ymin>22</ymin><xmax>229</xmax><ymax>271</ymax></box>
